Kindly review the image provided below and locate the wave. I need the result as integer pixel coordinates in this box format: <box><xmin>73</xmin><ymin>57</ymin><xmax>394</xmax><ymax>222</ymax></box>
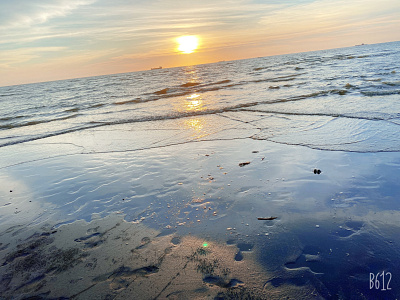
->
<box><xmin>0</xmin><ymin>114</ymin><xmax>82</xmax><ymax>130</ymax></box>
<box><xmin>0</xmin><ymin>115</ymin><xmax>24</xmax><ymax>122</ymax></box>
<box><xmin>0</xmin><ymin>93</ymin><xmax>20</xmax><ymax>97</ymax></box>
<box><xmin>241</xmin><ymin>107</ymin><xmax>395</xmax><ymax>122</ymax></box>
<box><xmin>114</xmin><ymin>98</ymin><xmax>142</xmax><ymax>105</ymax></box>
<box><xmin>0</xmin><ymin>95</ymin><xmax>296</xmax><ymax>147</ymax></box>
<box><xmin>361</xmin><ymin>90</ymin><xmax>400</xmax><ymax>96</ymax></box>
<box><xmin>129</xmin><ymin>76</ymin><xmax>305</xmax><ymax>105</ymax></box>
<box><xmin>64</xmin><ymin>107</ymin><xmax>80</xmax><ymax>113</ymax></box>
<box><xmin>135</xmin><ymin>80</ymin><xmax>236</xmax><ymax>102</ymax></box>
<box><xmin>201</xmin><ymin>80</ymin><xmax>232</xmax><ymax>87</ymax></box>
<box><xmin>180</xmin><ymin>82</ymin><xmax>201</xmax><ymax>88</ymax></box>
<box><xmin>0</xmin><ymin>87</ymin><xmax>381</xmax><ymax>147</ymax></box>
<box><xmin>89</xmin><ymin>103</ymin><xmax>106</xmax><ymax>108</ymax></box>
<box><xmin>383</xmin><ymin>81</ymin><xmax>400</xmax><ymax>86</ymax></box>
<box><xmin>153</xmin><ymin>88</ymin><xmax>169</xmax><ymax>95</ymax></box>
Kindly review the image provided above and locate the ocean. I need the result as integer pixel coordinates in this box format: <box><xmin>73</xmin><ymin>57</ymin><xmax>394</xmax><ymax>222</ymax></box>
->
<box><xmin>1</xmin><ymin>41</ymin><xmax>400</xmax><ymax>299</ymax></box>
<box><xmin>1</xmin><ymin>41</ymin><xmax>400</xmax><ymax>152</ymax></box>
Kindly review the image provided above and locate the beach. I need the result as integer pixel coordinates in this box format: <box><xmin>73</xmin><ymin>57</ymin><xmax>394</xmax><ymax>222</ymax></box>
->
<box><xmin>1</xmin><ymin>41</ymin><xmax>400</xmax><ymax>299</ymax></box>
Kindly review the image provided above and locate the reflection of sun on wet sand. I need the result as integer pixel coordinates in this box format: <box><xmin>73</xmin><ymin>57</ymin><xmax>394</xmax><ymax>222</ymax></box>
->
<box><xmin>0</xmin><ymin>213</ymin><xmax>277</xmax><ymax>299</ymax></box>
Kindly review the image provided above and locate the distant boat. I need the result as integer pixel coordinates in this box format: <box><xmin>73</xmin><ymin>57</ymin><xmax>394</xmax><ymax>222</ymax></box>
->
<box><xmin>151</xmin><ymin>66</ymin><xmax>162</xmax><ymax>70</ymax></box>
<box><xmin>355</xmin><ymin>43</ymin><xmax>367</xmax><ymax>46</ymax></box>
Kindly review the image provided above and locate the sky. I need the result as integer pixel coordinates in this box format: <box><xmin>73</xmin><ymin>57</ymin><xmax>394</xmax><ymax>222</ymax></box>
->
<box><xmin>1</xmin><ymin>0</ymin><xmax>399</xmax><ymax>87</ymax></box>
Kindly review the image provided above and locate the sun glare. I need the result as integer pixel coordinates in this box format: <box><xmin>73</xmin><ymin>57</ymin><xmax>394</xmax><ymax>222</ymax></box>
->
<box><xmin>177</xmin><ymin>35</ymin><xmax>199</xmax><ymax>54</ymax></box>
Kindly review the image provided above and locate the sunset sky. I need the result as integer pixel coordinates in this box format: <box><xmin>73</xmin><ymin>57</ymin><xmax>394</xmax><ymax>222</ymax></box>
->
<box><xmin>1</xmin><ymin>0</ymin><xmax>399</xmax><ymax>87</ymax></box>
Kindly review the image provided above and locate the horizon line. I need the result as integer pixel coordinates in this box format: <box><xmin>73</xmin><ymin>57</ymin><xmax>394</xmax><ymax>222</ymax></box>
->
<box><xmin>1</xmin><ymin>39</ymin><xmax>398</xmax><ymax>89</ymax></box>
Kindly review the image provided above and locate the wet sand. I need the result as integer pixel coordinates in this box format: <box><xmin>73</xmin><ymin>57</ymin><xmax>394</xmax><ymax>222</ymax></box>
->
<box><xmin>0</xmin><ymin>213</ymin><xmax>278</xmax><ymax>299</ymax></box>
<box><xmin>1</xmin><ymin>118</ymin><xmax>400</xmax><ymax>299</ymax></box>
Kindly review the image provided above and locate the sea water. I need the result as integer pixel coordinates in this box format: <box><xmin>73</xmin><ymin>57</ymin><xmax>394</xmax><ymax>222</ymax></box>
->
<box><xmin>1</xmin><ymin>41</ymin><xmax>400</xmax><ymax>152</ymax></box>
<box><xmin>1</xmin><ymin>41</ymin><xmax>400</xmax><ymax>298</ymax></box>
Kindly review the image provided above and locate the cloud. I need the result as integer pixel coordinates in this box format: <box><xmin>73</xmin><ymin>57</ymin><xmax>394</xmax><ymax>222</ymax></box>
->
<box><xmin>0</xmin><ymin>0</ymin><xmax>284</xmax><ymax>59</ymax></box>
<box><xmin>0</xmin><ymin>0</ymin><xmax>95</xmax><ymax>30</ymax></box>
<box><xmin>0</xmin><ymin>47</ymin><xmax>66</xmax><ymax>68</ymax></box>
<box><xmin>258</xmin><ymin>0</ymin><xmax>400</xmax><ymax>39</ymax></box>
<box><xmin>2</xmin><ymin>0</ymin><xmax>399</xmax><ymax>52</ymax></box>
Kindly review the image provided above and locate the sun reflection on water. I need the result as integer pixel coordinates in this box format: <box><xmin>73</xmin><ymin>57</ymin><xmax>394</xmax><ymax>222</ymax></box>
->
<box><xmin>185</xmin><ymin>94</ymin><xmax>204</xmax><ymax>112</ymax></box>
<box><xmin>180</xmin><ymin>117</ymin><xmax>212</xmax><ymax>139</ymax></box>
<box><xmin>172</xmin><ymin>66</ymin><xmax>215</xmax><ymax>139</ymax></box>
<box><xmin>184</xmin><ymin>118</ymin><xmax>204</xmax><ymax>131</ymax></box>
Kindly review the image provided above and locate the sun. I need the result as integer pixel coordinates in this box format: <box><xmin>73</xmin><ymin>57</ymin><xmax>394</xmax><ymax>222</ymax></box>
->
<box><xmin>176</xmin><ymin>35</ymin><xmax>199</xmax><ymax>54</ymax></box>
